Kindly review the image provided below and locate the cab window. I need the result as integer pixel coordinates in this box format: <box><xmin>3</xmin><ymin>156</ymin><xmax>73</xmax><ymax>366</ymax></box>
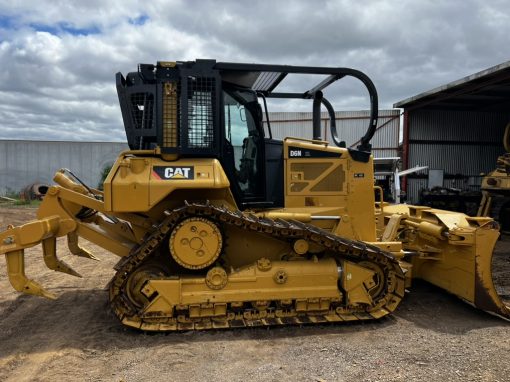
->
<box><xmin>224</xmin><ymin>91</ymin><xmax>262</xmax><ymax>196</ymax></box>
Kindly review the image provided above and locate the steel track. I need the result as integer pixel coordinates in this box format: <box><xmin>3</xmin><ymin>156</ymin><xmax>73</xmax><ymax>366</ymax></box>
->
<box><xmin>109</xmin><ymin>202</ymin><xmax>406</xmax><ymax>331</ymax></box>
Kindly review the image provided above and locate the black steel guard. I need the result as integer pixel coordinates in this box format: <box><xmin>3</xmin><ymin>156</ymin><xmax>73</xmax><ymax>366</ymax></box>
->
<box><xmin>215</xmin><ymin>62</ymin><xmax>379</xmax><ymax>152</ymax></box>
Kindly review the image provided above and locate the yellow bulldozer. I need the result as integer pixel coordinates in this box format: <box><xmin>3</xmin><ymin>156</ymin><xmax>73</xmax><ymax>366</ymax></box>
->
<box><xmin>1</xmin><ymin>60</ymin><xmax>508</xmax><ymax>331</ymax></box>
<box><xmin>478</xmin><ymin>122</ymin><xmax>510</xmax><ymax>231</ymax></box>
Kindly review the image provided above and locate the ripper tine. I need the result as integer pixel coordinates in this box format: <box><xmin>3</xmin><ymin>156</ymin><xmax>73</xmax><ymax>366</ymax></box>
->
<box><xmin>42</xmin><ymin>237</ymin><xmax>82</xmax><ymax>278</ymax></box>
<box><xmin>67</xmin><ymin>231</ymin><xmax>99</xmax><ymax>261</ymax></box>
<box><xmin>4</xmin><ymin>250</ymin><xmax>57</xmax><ymax>300</ymax></box>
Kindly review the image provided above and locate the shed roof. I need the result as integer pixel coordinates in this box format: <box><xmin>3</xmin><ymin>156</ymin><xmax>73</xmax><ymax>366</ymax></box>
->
<box><xmin>394</xmin><ymin>61</ymin><xmax>510</xmax><ymax>111</ymax></box>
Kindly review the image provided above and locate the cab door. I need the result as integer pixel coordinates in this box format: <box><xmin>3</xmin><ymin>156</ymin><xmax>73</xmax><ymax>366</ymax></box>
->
<box><xmin>222</xmin><ymin>90</ymin><xmax>266</xmax><ymax>207</ymax></box>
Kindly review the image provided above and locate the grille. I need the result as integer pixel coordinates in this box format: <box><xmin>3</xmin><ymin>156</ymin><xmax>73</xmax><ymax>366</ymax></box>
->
<box><xmin>130</xmin><ymin>93</ymin><xmax>154</xmax><ymax>130</ymax></box>
<box><xmin>186</xmin><ymin>77</ymin><xmax>216</xmax><ymax>149</ymax></box>
<box><xmin>310</xmin><ymin>166</ymin><xmax>345</xmax><ymax>192</ymax></box>
<box><xmin>162</xmin><ymin>82</ymin><xmax>179</xmax><ymax>147</ymax></box>
<box><xmin>291</xmin><ymin>163</ymin><xmax>331</xmax><ymax>180</ymax></box>
<box><xmin>289</xmin><ymin>162</ymin><xmax>345</xmax><ymax>193</ymax></box>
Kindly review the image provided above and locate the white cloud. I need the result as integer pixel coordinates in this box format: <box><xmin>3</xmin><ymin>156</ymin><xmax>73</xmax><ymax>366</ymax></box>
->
<box><xmin>0</xmin><ymin>0</ymin><xmax>509</xmax><ymax>141</ymax></box>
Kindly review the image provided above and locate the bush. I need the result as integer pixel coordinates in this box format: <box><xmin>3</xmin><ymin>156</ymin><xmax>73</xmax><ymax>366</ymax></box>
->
<box><xmin>98</xmin><ymin>164</ymin><xmax>113</xmax><ymax>190</ymax></box>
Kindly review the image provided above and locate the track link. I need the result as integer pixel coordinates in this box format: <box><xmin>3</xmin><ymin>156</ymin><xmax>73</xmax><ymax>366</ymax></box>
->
<box><xmin>109</xmin><ymin>202</ymin><xmax>406</xmax><ymax>331</ymax></box>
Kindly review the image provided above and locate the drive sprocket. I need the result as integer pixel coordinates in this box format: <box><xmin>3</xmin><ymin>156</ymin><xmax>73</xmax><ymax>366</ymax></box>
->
<box><xmin>169</xmin><ymin>217</ymin><xmax>222</xmax><ymax>270</ymax></box>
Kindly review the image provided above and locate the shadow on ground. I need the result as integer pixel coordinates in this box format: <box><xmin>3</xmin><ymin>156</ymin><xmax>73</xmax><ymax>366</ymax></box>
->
<box><xmin>0</xmin><ymin>279</ymin><xmax>507</xmax><ymax>359</ymax></box>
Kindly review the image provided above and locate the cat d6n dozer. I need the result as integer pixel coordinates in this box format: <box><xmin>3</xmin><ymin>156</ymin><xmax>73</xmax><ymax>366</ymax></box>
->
<box><xmin>1</xmin><ymin>60</ymin><xmax>508</xmax><ymax>331</ymax></box>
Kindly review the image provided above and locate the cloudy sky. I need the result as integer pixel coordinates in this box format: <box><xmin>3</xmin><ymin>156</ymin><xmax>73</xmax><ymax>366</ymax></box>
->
<box><xmin>0</xmin><ymin>0</ymin><xmax>508</xmax><ymax>142</ymax></box>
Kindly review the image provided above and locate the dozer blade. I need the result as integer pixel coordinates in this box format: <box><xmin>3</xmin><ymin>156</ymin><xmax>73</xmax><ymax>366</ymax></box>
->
<box><xmin>412</xmin><ymin>218</ymin><xmax>510</xmax><ymax>320</ymax></box>
<box><xmin>471</xmin><ymin>228</ymin><xmax>510</xmax><ymax>319</ymax></box>
<box><xmin>383</xmin><ymin>207</ymin><xmax>510</xmax><ymax>320</ymax></box>
<box><xmin>5</xmin><ymin>250</ymin><xmax>57</xmax><ymax>299</ymax></box>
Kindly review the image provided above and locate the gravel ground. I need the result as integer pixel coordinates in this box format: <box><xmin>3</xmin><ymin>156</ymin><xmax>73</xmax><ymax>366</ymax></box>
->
<box><xmin>0</xmin><ymin>207</ymin><xmax>509</xmax><ymax>382</ymax></box>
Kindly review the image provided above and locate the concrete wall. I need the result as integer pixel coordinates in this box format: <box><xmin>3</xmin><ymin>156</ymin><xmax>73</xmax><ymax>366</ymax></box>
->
<box><xmin>0</xmin><ymin>140</ymin><xmax>128</xmax><ymax>195</ymax></box>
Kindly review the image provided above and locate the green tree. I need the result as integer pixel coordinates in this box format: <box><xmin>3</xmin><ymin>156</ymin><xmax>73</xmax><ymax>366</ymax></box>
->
<box><xmin>97</xmin><ymin>163</ymin><xmax>113</xmax><ymax>190</ymax></box>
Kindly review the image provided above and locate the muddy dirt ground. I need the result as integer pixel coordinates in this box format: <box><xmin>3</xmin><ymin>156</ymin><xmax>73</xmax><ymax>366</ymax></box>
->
<box><xmin>0</xmin><ymin>207</ymin><xmax>509</xmax><ymax>382</ymax></box>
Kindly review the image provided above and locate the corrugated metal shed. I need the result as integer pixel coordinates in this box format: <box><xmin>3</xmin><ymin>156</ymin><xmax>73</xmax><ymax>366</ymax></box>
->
<box><xmin>395</xmin><ymin>61</ymin><xmax>510</xmax><ymax>203</ymax></box>
<box><xmin>395</xmin><ymin>61</ymin><xmax>510</xmax><ymax>111</ymax></box>
<box><xmin>266</xmin><ymin>109</ymin><xmax>400</xmax><ymax>158</ymax></box>
<box><xmin>0</xmin><ymin>140</ymin><xmax>128</xmax><ymax>195</ymax></box>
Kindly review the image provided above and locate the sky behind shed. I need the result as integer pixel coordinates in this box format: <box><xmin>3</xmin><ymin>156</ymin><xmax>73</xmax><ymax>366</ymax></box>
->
<box><xmin>0</xmin><ymin>0</ymin><xmax>508</xmax><ymax>142</ymax></box>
